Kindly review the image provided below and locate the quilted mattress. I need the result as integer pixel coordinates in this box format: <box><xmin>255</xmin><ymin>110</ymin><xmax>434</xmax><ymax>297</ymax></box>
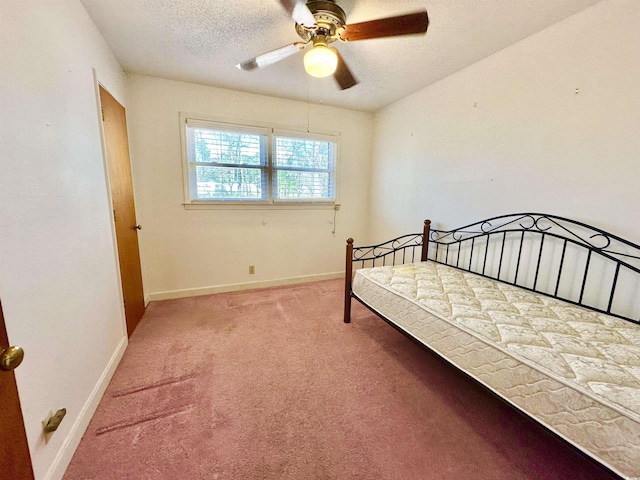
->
<box><xmin>352</xmin><ymin>261</ymin><xmax>640</xmax><ymax>478</ymax></box>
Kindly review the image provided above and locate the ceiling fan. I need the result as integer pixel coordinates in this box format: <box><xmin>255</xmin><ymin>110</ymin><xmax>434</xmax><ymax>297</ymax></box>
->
<box><xmin>236</xmin><ymin>0</ymin><xmax>429</xmax><ymax>90</ymax></box>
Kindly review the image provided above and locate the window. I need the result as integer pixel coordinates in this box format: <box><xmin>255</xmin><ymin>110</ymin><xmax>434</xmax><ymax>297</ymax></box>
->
<box><xmin>273</xmin><ymin>131</ymin><xmax>336</xmax><ymax>201</ymax></box>
<box><xmin>183</xmin><ymin>117</ymin><xmax>338</xmax><ymax>206</ymax></box>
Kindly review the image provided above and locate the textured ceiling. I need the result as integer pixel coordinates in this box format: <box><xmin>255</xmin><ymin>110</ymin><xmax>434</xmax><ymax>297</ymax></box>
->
<box><xmin>81</xmin><ymin>0</ymin><xmax>602</xmax><ymax>112</ymax></box>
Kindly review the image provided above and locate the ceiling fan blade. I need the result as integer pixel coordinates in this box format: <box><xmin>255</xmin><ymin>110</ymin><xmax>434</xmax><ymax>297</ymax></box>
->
<box><xmin>340</xmin><ymin>11</ymin><xmax>429</xmax><ymax>42</ymax></box>
<box><xmin>333</xmin><ymin>50</ymin><xmax>358</xmax><ymax>90</ymax></box>
<box><xmin>236</xmin><ymin>42</ymin><xmax>306</xmax><ymax>71</ymax></box>
<box><xmin>278</xmin><ymin>0</ymin><xmax>316</xmax><ymax>28</ymax></box>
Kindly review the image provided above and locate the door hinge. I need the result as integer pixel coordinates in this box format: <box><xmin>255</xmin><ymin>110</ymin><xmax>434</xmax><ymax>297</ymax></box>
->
<box><xmin>113</xmin><ymin>209</ymin><xmax>116</xmax><ymax>222</ymax></box>
<box><xmin>101</xmin><ymin>107</ymin><xmax>105</xmax><ymax>122</ymax></box>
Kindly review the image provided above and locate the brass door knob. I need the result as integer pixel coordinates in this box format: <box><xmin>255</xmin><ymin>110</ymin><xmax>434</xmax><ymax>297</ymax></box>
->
<box><xmin>0</xmin><ymin>345</ymin><xmax>24</xmax><ymax>371</ymax></box>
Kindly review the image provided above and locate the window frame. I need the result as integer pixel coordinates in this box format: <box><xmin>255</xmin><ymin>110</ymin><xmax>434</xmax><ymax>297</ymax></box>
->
<box><xmin>180</xmin><ymin>114</ymin><xmax>340</xmax><ymax>209</ymax></box>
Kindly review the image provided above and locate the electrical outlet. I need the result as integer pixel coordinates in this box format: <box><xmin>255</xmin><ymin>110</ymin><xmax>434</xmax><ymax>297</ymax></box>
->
<box><xmin>249</xmin><ymin>265</ymin><xmax>255</xmax><ymax>274</ymax></box>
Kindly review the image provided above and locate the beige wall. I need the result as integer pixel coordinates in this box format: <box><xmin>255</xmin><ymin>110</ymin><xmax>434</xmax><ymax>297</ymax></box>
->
<box><xmin>126</xmin><ymin>74</ymin><xmax>373</xmax><ymax>299</ymax></box>
<box><xmin>0</xmin><ymin>2</ymin><xmax>128</xmax><ymax>479</ymax></box>
<box><xmin>369</xmin><ymin>0</ymin><xmax>640</xmax><ymax>245</ymax></box>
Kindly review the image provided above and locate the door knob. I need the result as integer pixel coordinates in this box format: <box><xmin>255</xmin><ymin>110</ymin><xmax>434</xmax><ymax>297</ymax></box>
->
<box><xmin>134</xmin><ymin>225</ymin><xmax>142</xmax><ymax>231</ymax></box>
<box><xmin>0</xmin><ymin>345</ymin><xmax>24</xmax><ymax>371</ymax></box>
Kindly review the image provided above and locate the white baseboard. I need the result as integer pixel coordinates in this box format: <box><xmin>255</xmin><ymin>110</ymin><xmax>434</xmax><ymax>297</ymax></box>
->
<box><xmin>44</xmin><ymin>335</ymin><xmax>128</xmax><ymax>480</ymax></box>
<box><xmin>149</xmin><ymin>271</ymin><xmax>344</xmax><ymax>301</ymax></box>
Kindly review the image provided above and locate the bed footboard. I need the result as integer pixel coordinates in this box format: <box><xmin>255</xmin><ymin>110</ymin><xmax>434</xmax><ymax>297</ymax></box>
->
<box><xmin>344</xmin><ymin>238</ymin><xmax>354</xmax><ymax>323</ymax></box>
<box><xmin>344</xmin><ymin>220</ymin><xmax>431</xmax><ymax>323</ymax></box>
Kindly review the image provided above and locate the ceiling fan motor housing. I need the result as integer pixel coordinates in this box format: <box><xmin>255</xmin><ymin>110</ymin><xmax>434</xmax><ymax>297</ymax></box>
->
<box><xmin>295</xmin><ymin>0</ymin><xmax>346</xmax><ymax>43</ymax></box>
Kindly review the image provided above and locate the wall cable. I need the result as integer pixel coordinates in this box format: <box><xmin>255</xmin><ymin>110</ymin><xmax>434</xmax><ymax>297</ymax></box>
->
<box><xmin>332</xmin><ymin>207</ymin><xmax>337</xmax><ymax>236</ymax></box>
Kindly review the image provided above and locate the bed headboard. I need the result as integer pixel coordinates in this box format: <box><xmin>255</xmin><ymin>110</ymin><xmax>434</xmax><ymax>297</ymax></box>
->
<box><xmin>346</xmin><ymin>213</ymin><xmax>640</xmax><ymax>325</ymax></box>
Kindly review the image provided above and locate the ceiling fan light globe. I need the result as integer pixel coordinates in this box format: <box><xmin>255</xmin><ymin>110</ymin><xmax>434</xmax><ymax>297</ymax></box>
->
<box><xmin>304</xmin><ymin>45</ymin><xmax>338</xmax><ymax>78</ymax></box>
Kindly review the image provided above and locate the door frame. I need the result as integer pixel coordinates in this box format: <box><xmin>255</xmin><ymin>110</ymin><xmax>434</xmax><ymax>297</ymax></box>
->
<box><xmin>93</xmin><ymin>70</ymin><xmax>146</xmax><ymax>337</ymax></box>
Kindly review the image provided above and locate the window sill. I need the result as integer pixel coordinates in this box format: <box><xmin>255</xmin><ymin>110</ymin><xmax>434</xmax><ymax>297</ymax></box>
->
<box><xmin>183</xmin><ymin>202</ymin><xmax>338</xmax><ymax>211</ymax></box>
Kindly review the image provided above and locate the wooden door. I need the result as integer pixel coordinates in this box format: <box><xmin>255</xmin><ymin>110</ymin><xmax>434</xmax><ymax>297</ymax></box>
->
<box><xmin>0</xmin><ymin>300</ymin><xmax>34</xmax><ymax>480</ymax></box>
<box><xmin>99</xmin><ymin>86</ymin><xmax>145</xmax><ymax>337</ymax></box>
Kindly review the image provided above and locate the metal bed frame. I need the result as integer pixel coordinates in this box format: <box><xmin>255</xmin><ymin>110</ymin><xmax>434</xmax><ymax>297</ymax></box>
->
<box><xmin>344</xmin><ymin>213</ymin><xmax>640</xmax><ymax>325</ymax></box>
<box><xmin>343</xmin><ymin>213</ymin><xmax>640</xmax><ymax>478</ymax></box>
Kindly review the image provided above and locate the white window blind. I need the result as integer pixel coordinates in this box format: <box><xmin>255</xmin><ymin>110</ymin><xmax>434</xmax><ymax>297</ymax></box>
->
<box><xmin>273</xmin><ymin>131</ymin><xmax>336</xmax><ymax>202</ymax></box>
<box><xmin>185</xmin><ymin>120</ymin><xmax>268</xmax><ymax>201</ymax></box>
